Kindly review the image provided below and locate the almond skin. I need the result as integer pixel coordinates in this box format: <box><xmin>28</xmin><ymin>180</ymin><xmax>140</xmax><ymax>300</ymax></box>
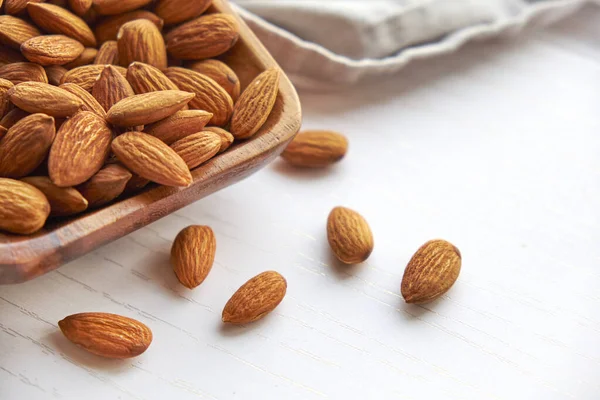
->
<box><xmin>92</xmin><ymin>0</ymin><xmax>153</xmax><ymax>16</ymax></box>
<box><xmin>0</xmin><ymin>62</ymin><xmax>48</xmax><ymax>84</ymax></box>
<box><xmin>62</xmin><ymin>47</ymin><xmax>98</xmax><ymax>69</ymax></box>
<box><xmin>165</xmin><ymin>14</ymin><xmax>239</xmax><ymax>60</ymax></box>
<box><xmin>27</xmin><ymin>2</ymin><xmax>97</xmax><ymax>47</ymax></box>
<box><xmin>122</xmin><ymin>173</ymin><xmax>150</xmax><ymax>194</ymax></box>
<box><xmin>281</xmin><ymin>130</ymin><xmax>348</xmax><ymax>168</ymax></box>
<box><xmin>59</xmin><ymin>82</ymin><xmax>106</xmax><ymax>117</ymax></box>
<box><xmin>170</xmin><ymin>225</ymin><xmax>216</xmax><ymax>289</ymax></box>
<box><xmin>94</xmin><ymin>10</ymin><xmax>164</xmax><ymax>43</ymax></box>
<box><xmin>0</xmin><ymin>78</ymin><xmax>13</xmax><ymax>120</ymax></box>
<box><xmin>117</xmin><ymin>19</ymin><xmax>167</xmax><ymax>69</ymax></box>
<box><xmin>401</xmin><ymin>240</ymin><xmax>461</xmax><ymax>304</ymax></box>
<box><xmin>22</xmin><ymin>176</ymin><xmax>88</xmax><ymax>217</ymax></box>
<box><xmin>77</xmin><ymin>163</ymin><xmax>132</xmax><ymax>208</ymax></box>
<box><xmin>45</xmin><ymin>65</ymin><xmax>69</xmax><ymax>86</ymax></box>
<box><xmin>144</xmin><ymin>109</ymin><xmax>212</xmax><ymax>145</ymax></box>
<box><xmin>106</xmin><ymin>90</ymin><xmax>194</xmax><ymax>126</ymax></box>
<box><xmin>230</xmin><ymin>68</ymin><xmax>280</xmax><ymax>139</ymax></box>
<box><xmin>94</xmin><ymin>40</ymin><xmax>119</xmax><ymax>64</ymax></box>
<box><xmin>222</xmin><ymin>271</ymin><xmax>287</xmax><ymax>324</ymax></box>
<box><xmin>68</xmin><ymin>0</ymin><xmax>93</xmax><ymax>16</ymax></box>
<box><xmin>111</xmin><ymin>131</ymin><xmax>192</xmax><ymax>187</ymax></box>
<box><xmin>0</xmin><ymin>108</ymin><xmax>28</xmax><ymax>129</ymax></box>
<box><xmin>0</xmin><ymin>178</ymin><xmax>50</xmax><ymax>234</ymax></box>
<box><xmin>126</xmin><ymin>61</ymin><xmax>179</xmax><ymax>94</ymax></box>
<box><xmin>20</xmin><ymin>35</ymin><xmax>85</xmax><ymax>66</ymax></box>
<box><xmin>170</xmin><ymin>131</ymin><xmax>221</xmax><ymax>170</ymax></box>
<box><xmin>48</xmin><ymin>111</ymin><xmax>113</xmax><ymax>187</ymax></box>
<box><xmin>60</xmin><ymin>64</ymin><xmax>126</xmax><ymax>92</ymax></box>
<box><xmin>187</xmin><ymin>59</ymin><xmax>240</xmax><ymax>101</ymax></box>
<box><xmin>155</xmin><ymin>0</ymin><xmax>211</xmax><ymax>25</ymax></box>
<box><xmin>164</xmin><ymin>67</ymin><xmax>233</xmax><ymax>126</ymax></box>
<box><xmin>0</xmin><ymin>16</ymin><xmax>41</xmax><ymax>50</ymax></box>
<box><xmin>8</xmin><ymin>82</ymin><xmax>83</xmax><ymax>117</ymax></box>
<box><xmin>92</xmin><ymin>65</ymin><xmax>134</xmax><ymax>112</ymax></box>
<box><xmin>203</xmin><ymin>126</ymin><xmax>234</xmax><ymax>153</ymax></box>
<box><xmin>0</xmin><ymin>113</ymin><xmax>55</xmax><ymax>178</ymax></box>
<box><xmin>0</xmin><ymin>44</ymin><xmax>27</xmax><ymax>66</ymax></box>
<box><xmin>327</xmin><ymin>206</ymin><xmax>374</xmax><ymax>264</ymax></box>
<box><xmin>58</xmin><ymin>312</ymin><xmax>152</xmax><ymax>359</ymax></box>
<box><xmin>4</xmin><ymin>0</ymin><xmax>44</xmax><ymax>15</ymax></box>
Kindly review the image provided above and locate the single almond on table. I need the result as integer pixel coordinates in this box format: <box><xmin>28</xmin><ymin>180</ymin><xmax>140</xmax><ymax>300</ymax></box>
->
<box><xmin>0</xmin><ymin>78</ymin><xmax>13</xmax><ymax>120</ymax></box>
<box><xmin>94</xmin><ymin>10</ymin><xmax>164</xmax><ymax>43</ymax></box>
<box><xmin>60</xmin><ymin>83</ymin><xmax>106</xmax><ymax>117</ymax></box>
<box><xmin>401</xmin><ymin>239</ymin><xmax>461</xmax><ymax>304</ymax></box>
<box><xmin>0</xmin><ymin>108</ymin><xmax>28</xmax><ymax>129</ymax></box>
<box><xmin>0</xmin><ymin>62</ymin><xmax>48</xmax><ymax>84</ymax></box>
<box><xmin>230</xmin><ymin>68</ymin><xmax>280</xmax><ymax>139</ymax></box>
<box><xmin>27</xmin><ymin>2</ymin><xmax>97</xmax><ymax>47</ymax></box>
<box><xmin>281</xmin><ymin>130</ymin><xmax>348</xmax><ymax>168</ymax></box>
<box><xmin>60</xmin><ymin>64</ymin><xmax>126</xmax><ymax>91</ymax></box>
<box><xmin>187</xmin><ymin>59</ymin><xmax>240</xmax><ymax>101</ymax></box>
<box><xmin>94</xmin><ymin>40</ymin><xmax>119</xmax><ymax>64</ymax></box>
<box><xmin>92</xmin><ymin>65</ymin><xmax>134</xmax><ymax>112</ymax></box>
<box><xmin>20</xmin><ymin>35</ymin><xmax>85</xmax><ymax>66</ymax></box>
<box><xmin>327</xmin><ymin>206</ymin><xmax>374</xmax><ymax>264</ymax></box>
<box><xmin>165</xmin><ymin>67</ymin><xmax>233</xmax><ymax>126</ymax></box>
<box><xmin>48</xmin><ymin>111</ymin><xmax>113</xmax><ymax>187</ymax></box>
<box><xmin>3</xmin><ymin>0</ymin><xmax>44</xmax><ymax>15</ymax></box>
<box><xmin>170</xmin><ymin>131</ymin><xmax>221</xmax><ymax>170</ymax></box>
<box><xmin>77</xmin><ymin>164</ymin><xmax>132</xmax><ymax>208</ymax></box>
<box><xmin>111</xmin><ymin>131</ymin><xmax>192</xmax><ymax>187</ymax></box>
<box><xmin>171</xmin><ymin>225</ymin><xmax>216</xmax><ymax>289</ymax></box>
<box><xmin>0</xmin><ymin>113</ymin><xmax>55</xmax><ymax>178</ymax></box>
<box><xmin>58</xmin><ymin>312</ymin><xmax>152</xmax><ymax>359</ymax></box>
<box><xmin>22</xmin><ymin>176</ymin><xmax>89</xmax><ymax>217</ymax></box>
<box><xmin>0</xmin><ymin>16</ymin><xmax>41</xmax><ymax>50</ymax></box>
<box><xmin>0</xmin><ymin>45</ymin><xmax>26</xmax><ymax>66</ymax></box>
<box><xmin>126</xmin><ymin>61</ymin><xmax>179</xmax><ymax>94</ymax></box>
<box><xmin>203</xmin><ymin>126</ymin><xmax>234</xmax><ymax>153</ymax></box>
<box><xmin>63</xmin><ymin>47</ymin><xmax>98</xmax><ymax>69</ymax></box>
<box><xmin>117</xmin><ymin>19</ymin><xmax>167</xmax><ymax>69</ymax></box>
<box><xmin>92</xmin><ymin>0</ymin><xmax>153</xmax><ymax>16</ymax></box>
<box><xmin>45</xmin><ymin>65</ymin><xmax>69</xmax><ymax>86</ymax></box>
<box><xmin>0</xmin><ymin>178</ymin><xmax>50</xmax><ymax>234</ymax></box>
<box><xmin>222</xmin><ymin>271</ymin><xmax>287</xmax><ymax>324</ymax></box>
<box><xmin>8</xmin><ymin>82</ymin><xmax>83</xmax><ymax>117</ymax></box>
<box><xmin>145</xmin><ymin>109</ymin><xmax>212</xmax><ymax>145</ymax></box>
<box><xmin>155</xmin><ymin>0</ymin><xmax>212</xmax><ymax>26</ymax></box>
<box><xmin>68</xmin><ymin>0</ymin><xmax>93</xmax><ymax>16</ymax></box>
<box><xmin>165</xmin><ymin>14</ymin><xmax>239</xmax><ymax>60</ymax></box>
<box><xmin>106</xmin><ymin>90</ymin><xmax>194</xmax><ymax>126</ymax></box>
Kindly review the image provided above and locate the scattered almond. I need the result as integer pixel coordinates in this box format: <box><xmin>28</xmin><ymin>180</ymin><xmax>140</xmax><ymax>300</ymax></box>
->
<box><xmin>117</xmin><ymin>19</ymin><xmax>167</xmax><ymax>69</ymax></box>
<box><xmin>22</xmin><ymin>176</ymin><xmax>88</xmax><ymax>217</ymax></box>
<box><xmin>171</xmin><ymin>225</ymin><xmax>216</xmax><ymax>289</ymax></box>
<box><xmin>327</xmin><ymin>206</ymin><xmax>374</xmax><ymax>264</ymax></box>
<box><xmin>281</xmin><ymin>130</ymin><xmax>348</xmax><ymax>168</ymax></box>
<box><xmin>0</xmin><ymin>178</ymin><xmax>50</xmax><ymax>234</ymax></box>
<box><xmin>145</xmin><ymin>109</ymin><xmax>212</xmax><ymax>145</ymax></box>
<box><xmin>8</xmin><ymin>82</ymin><xmax>83</xmax><ymax>117</ymax></box>
<box><xmin>77</xmin><ymin>164</ymin><xmax>132</xmax><ymax>208</ymax></box>
<box><xmin>20</xmin><ymin>35</ymin><xmax>85</xmax><ymax>66</ymax></box>
<box><xmin>203</xmin><ymin>126</ymin><xmax>234</xmax><ymax>153</ymax></box>
<box><xmin>106</xmin><ymin>90</ymin><xmax>194</xmax><ymax>126</ymax></box>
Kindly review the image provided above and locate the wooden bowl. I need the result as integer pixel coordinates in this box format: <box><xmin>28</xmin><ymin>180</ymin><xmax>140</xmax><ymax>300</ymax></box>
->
<box><xmin>0</xmin><ymin>0</ymin><xmax>302</xmax><ymax>284</ymax></box>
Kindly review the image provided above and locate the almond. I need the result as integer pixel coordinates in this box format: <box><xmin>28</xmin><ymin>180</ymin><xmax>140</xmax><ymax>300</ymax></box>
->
<box><xmin>48</xmin><ymin>111</ymin><xmax>112</xmax><ymax>187</ymax></box>
<box><xmin>94</xmin><ymin>10</ymin><xmax>163</xmax><ymax>43</ymax></box>
<box><xmin>401</xmin><ymin>240</ymin><xmax>461</xmax><ymax>304</ymax></box>
<box><xmin>0</xmin><ymin>126</ymin><xmax>7</xmax><ymax>140</ymax></box>
<box><xmin>203</xmin><ymin>126</ymin><xmax>234</xmax><ymax>154</ymax></box>
<box><xmin>60</xmin><ymin>64</ymin><xmax>126</xmax><ymax>91</ymax></box>
<box><xmin>0</xmin><ymin>62</ymin><xmax>48</xmax><ymax>84</ymax></box>
<box><xmin>281</xmin><ymin>130</ymin><xmax>348</xmax><ymax>168</ymax></box>
<box><xmin>45</xmin><ymin>65</ymin><xmax>69</xmax><ymax>86</ymax></box>
<box><xmin>106</xmin><ymin>90</ymin><xmax>193</xmax><ymax>126</ymax></box>
<box><xmin>94</xmin><ymin>40</ymin><xmax>119</xmax><ymax>64</ymax></box>
<box><xmin>0</xmin><ymin>113</ymin><xmax>55</xmax><ymax>178</ymax></box>
<box><xmin>62</xmin><ymin>47</ymin><xmax>98</xmax><ymax>69</ymax></box>
<box><xmin>21</xmin><ymin>35</ymin><xmax>85</xmax><ymax>66</ymax></box>
<box><xmin>187</xmin><ymin>59</ymin><xmax>240</xmax><ymax>101</ymax></box>
<box><xmin>112</xmin><ymin>131</ymin><xmax>192</xmax><ymax>187</ymax></box>
<box><xmin>0</xmin><ymin>16</ymin><xmax>41</xmax><ymax>50</ymax></box>
<box><xmin>0</xmin><ymin>108</ymin><xmax>28</xmax><ymax>129</ymax></box>
<box><xmin>4</xmin><ymin>0</ymin><xmax>44</xmax><ymax>15</ymax></box>
<box><xmin>0</xmin><ymin>178</ymin><xmax>50</xmax><ymax>234</ymax></box>
<box><xmin>77</xmin><ymin>163</ymin><xmax>132</xmax><ymax>208</ymax></box>
<box><xmin>0</xmin><ymin>78</ymin><xmax>13</xmax><ymax>119</ymax></box>
<box><xmin>170</xmin><ymin>225</ymin><xmax>216</xmax><ymax>289</ymax></box>
<box><xmin>92</xmin><ymin>65</ymin><xmax>134</xmax><ymax>112</ymax></box>
<box><xmin>144</xmin><ymin>109</ymin><xmax>212</xmax><ymax>145</ymax></box>
<box><xmin>164</xmin><ymin>67</ymin><xmax>233</xmax><ymax>126</ymax></box>
<box><xmin>117</xmin><ymin>19</ymin><xmax>167</xmax><ymax>69</ymax></box>
<box><xmin>222</xmin><ymin>271</ymin><xmax>287</xmax><ymax>324</ymax></box>
<box><xmin>170</xmin><ymin>131</ymin><xmax>221</xmax><ymax>170</ymax></box>
<box><xmin>327</xmin><ymin>206</ymin><xmax>374</xmax><ymax>264</ymax></box>
<box><xmin>123</xmin><ymin>173</ymin><xmax>150</xmax><ymax>194</ymax></box>
<box><xmin>22</xmin><ymin>176</ymin><xmax>88</xmax><ymax>217</ymax></box>
<box><xmin>60</xmin><ymin>82</ymin><xmax>106</xmax><ymax>117</ymax></box>
<box><xmin>155</xmin><ymin>0</ymin><xmax>211</xmax><ymax>26</ymax></box>
<box><xmin>126</xmin><ymin>61</ymin><xmax>178</xmax><ymax>94</ymax></box>
<box><xmin>0</xmin><ymin>44</ymin><xmax>26</xmax><ymax>66</ymax></box>
<box><xmin>68</xmin><ymin>0</ymin><xmax>93</xmax><ymax>16</ymax></box>
<box><xmin>165</xmin><ymin>14</ymin><xmax>239</xmax><ymax>60</ymax></box>
<box><xmin>27</xmin><ymin>3</ymin><xmax>97</xmax><ymax>47</ymax></box>
<box><xmin>92</xmin><ymin>0</ymin><xmax>153</xmax><ymax>16</ymax></box>
<box><xmin>8</xmin><ymin>82</ymin><xmax>83</xmax><ymax>117</ymax></box>
<box><xmin>58</xmin><ymin>312</ymin><xmax>152</xmax><ymax>359</ymax></box>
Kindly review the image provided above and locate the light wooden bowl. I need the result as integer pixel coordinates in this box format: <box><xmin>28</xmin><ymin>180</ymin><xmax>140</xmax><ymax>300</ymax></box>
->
<box><xmin>0</xmin><ymin>0</ymin><xmax>302</xmax><ymax>284</ymax></box>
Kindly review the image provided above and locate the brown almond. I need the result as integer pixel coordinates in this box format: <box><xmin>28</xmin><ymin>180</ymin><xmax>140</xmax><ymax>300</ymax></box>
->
<box><xmin>45</xmin><ymin>65</ymin><xmax>69</xmax><ymax>86</ymax></box>
<box><xmin>230</xmin><ymin>68</ymin><xmax>280</xmax><ymax>139</ymax></box>
<box><xmin>188</xmin><ymin>59</ymin><xmax>240</xmax><ymax>101</ymax></box>
<box><xmin>48</xmin><ymin>111</ymin><xmax>112</xmax><ymax>187</ymax></box>
<box><xmin>145</xmin><ymin>109</ymin><xmax>212</xmax><ymax>145</ymax></box>
<box><xmin>92</xmin><ymin>65</ymin><xmax>134</xmax><ymax>112</ymax></box>
<box><xmin>170</xmin><ymin>131</ymin><xmax>221</xmax><ymax>170</ymax></box>
<box><xmin>155</xmin><ymin>0</ymin><xmax>211</xmax><ymax>26</ymax></box>
<box><xmin>164</xmin><ymin>67</ymin><xmax>233</xmax><ymax>126</ymax></box>
<box><xmin>123</xmin><ymin>173</ymin><xmax>150</xmax><ymax>194</ymax></box>
<box><xmin>0</xmin><ymin>45</ymin><xmax>26</xmax><ymax>66</ymax></box>
<box><xmin>170</xmin><ymin>225</ymin><xmax>216</xmax><ymax>289</ymax></box>
<box><xmin>58</xmin><ymin>312</ymin><xmax>152</xmax><ymax>359</ymax></box>
<box><xmin>21</xmin><ymin>35</ymin><xmax>85</xmax><ymax>66</ymax></box>
<box><xmin>0</xmin><ymin>126</ymin><xmax>7</xmax><ymax>141</ymax></box>
<box><xmin>62</xmin><ymin>47</ymin><xmax>98</xmax><ymax>69</ymax></box>
<box><xmin>77</xmin><ymin>163</ymin><xmax>132</xmax><ymax>208</ymax></box>
<box><xmin>165</xmin><ymin>14</ymin><xmax>239</xmax><ymax>60</ymax></box>
<box><xmin>0</xmin><ymin>108</ymin><xmax>28</xmax><ymax>129</ymax></box>
<box><xmin>0</xmin><ymin>62</ymin><xmax>48</xmax><ymax>84</ymax></box>
<box><xmin>0</xmin><ymin>113</ymin><xmax>55</xmax><ymax>178</ymax></box>
<box><xmin>60</xmin><ymin>64</ymin><xmax>126</xmax><ymax>91</ymax></box>
<box><xmin>126</xmin><ymin>61</ymin><xmax>178</xmax><ymax>94</ymax></box>
<box><xmin>0</xmin><ymin>16</ymin><xmax>41</xmax><ymax>50</ymax></box>
<box><xmin>22</xmin><ymin>176</ymin><xmax>88</xmax><ymax>217</ymax></box>
<box><xmin>281</xmin><ymin>130</ymin><xmax>348</xmax><ymax>168</ymax></box>
<box><xmin>0</xmin><ymin>78</ymin><xmax>13</xmax><ymax>119</ymax></box>
<box><xmin>117</xmin><ymin>19</ymin><xmax>167</xmax><ymax>69</ymax></box>
<box><xmin>94</xmin><ymin>10</ymin><xmax>163</xmax><ymax>43</ymax></box>
<box><xmin>111</xmin><ymin>131</ymin><xmax>192</xmax><ymax>187</ymax></box>
<box><xmin>327</xmin><ymin>206</ymin><xmax>374</xmax><ymax>264</ymax></box>
<box><xmin>222</xmin><ymin>271</ymin><xmax>287</xmax><ymax>324</ymax></box>
<box><xmin>401</xmin><ymin>240</ymin><xmax>462</xmax><ymax>304</ymax></box>
<box><xmin>92</xmin><ymin>0</ymin><xmax>153</xmax><ymax>16</ymax></box>
<box><xmin>68</xmin><ymin>0</ymin><xmax>93</xmax><ymax>16</ymax></box>
<box><xmin>27</xmin><ymin>3</ymin><xmax>97</xmax><ymax>47</ymax></box>
<box><xmin>0</xmin><ymin>178</ymin><xmax>50</xmax><ymax>234</ymax></box>
<box><xmin>203</xmin><ymin>127</ymin><xmax>234</xmax><ymax>154</ymax></box>
<box><xmin>4</xmin><ymin>0</ymin><xmax>44</xmax><ymax>15</ymax></box>
<box><xmin>8</xmin><ymin>82</ymin><xmax>83</xmax><ymax>117</ymax></box>
<box><xmin>106</xmin><ymin>90</ymin><xmax>193</xmax><ymax>126</ymax></box>
<box><xmin>60</xmin><ymin>82</ymin><xmax>106</xmax><ymax>117</ymax></box>
<box><xmin>94</xmin><ymin>40</ymin><xmax>119</xmax><ymax>64</ymax></box>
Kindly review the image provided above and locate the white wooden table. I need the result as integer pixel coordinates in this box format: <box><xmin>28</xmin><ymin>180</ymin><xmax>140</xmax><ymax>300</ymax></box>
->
<box><xmin>2</xmin><ymin>8</ymin><xmax>600</xmax><ymax>400</ymax></box>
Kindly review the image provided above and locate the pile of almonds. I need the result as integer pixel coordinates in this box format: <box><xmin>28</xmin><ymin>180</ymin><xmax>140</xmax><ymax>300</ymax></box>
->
<box><xmin>0</xmin><ymin>0</ymin><xmax>280</xmax><ymax>235</ymax></box>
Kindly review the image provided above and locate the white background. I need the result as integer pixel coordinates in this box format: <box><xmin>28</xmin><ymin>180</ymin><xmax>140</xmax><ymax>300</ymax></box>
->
<box><xmin>2</xmin><ymin>7</ymin><xmax>600</xmax><ymax>400</ymax></box>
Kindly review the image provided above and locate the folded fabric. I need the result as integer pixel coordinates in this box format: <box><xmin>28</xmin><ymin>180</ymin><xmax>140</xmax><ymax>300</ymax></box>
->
<box><xmin>232</xmin><ymin>0</ymin><xmax>597</xmax><ymax>90</ymax></box>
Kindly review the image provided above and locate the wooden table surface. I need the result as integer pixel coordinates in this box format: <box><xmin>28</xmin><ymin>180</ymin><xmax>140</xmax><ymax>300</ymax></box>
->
<box><xmin>2</xmin><ymin>7</ymin><xmax>600</xmax><ymax>400</ymax></box>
